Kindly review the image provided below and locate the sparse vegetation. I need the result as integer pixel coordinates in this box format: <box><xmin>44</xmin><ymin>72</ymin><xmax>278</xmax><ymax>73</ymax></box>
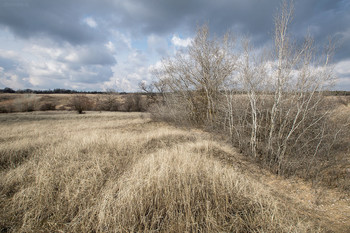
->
<box><xmin>124</xmin><ymin>93</ymin><xmax>146</xmax><ymax>112</ymax></box>
<box><xmin>70</xmin><ymin>94</ymin><xmax>93</xmax><ymax>114</ymax></box>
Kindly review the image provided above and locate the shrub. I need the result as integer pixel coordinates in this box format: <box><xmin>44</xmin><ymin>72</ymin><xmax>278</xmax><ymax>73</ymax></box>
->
<box><xmin>40</xmin><ymin>102</ymin><xmax>56</xmax><ymax>111</ymax></box>
<box><xmin>70</xmin><ymin>95</ymin><xmax>92</xmax><ymax>114</ymax></box>
<box><xmin>124</xmin><ymin>94</ymin><xmax>146</xmax><ymax>112</ymax></box>
<box><xmin>102</xmin><ymin>95</ymin><xmax>121</xmax><ymax>111</ymax></box>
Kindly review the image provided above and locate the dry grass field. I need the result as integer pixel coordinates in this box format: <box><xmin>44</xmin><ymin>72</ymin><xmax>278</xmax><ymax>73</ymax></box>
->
<box><xmin>0</xmin><ymin>111</ymin><xmax>349</xmax><ymax>232</ymax></box>
<box><xmin>0</xmin><ymin>93</ymin><xmax>72</xmax><ymax>112</ymax></box>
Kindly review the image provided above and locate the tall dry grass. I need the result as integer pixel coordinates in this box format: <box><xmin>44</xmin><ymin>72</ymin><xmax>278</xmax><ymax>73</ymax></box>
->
<box><xmin>0</xmin><ymin>111</ymin><xmax>321</xmax><ymax>232</ymax></box>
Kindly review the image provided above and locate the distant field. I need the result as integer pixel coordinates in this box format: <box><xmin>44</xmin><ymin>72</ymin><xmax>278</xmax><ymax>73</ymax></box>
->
<box><xmin>1</xmin><ymin>111</ymin><xmax>349</xmax><ymax>232</ymax></box>
<box><xmin>0</xmin><ymin>93</ymin><xmax>348</xmax><ymax>113</ymax></box>
<box><xmin>0</xmin><ymin>93</ymin><xmax>72</xmax><ymax>111</ymax></box>
<box><xmin>0</xmin><ymin>93</ymin><xmax>146</xmax><ymax>113</ymax></box>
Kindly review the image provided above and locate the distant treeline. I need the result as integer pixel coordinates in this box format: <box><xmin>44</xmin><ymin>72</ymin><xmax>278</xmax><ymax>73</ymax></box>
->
<box><xmin>1</xmin><ymin>87</ymin><xmax>350</xmax><ymax>96</ymax></box>
<box><xmin>0</xmin><ymin>87</ymin><xmax>130</xmax><ymax>94</ymax></box>
<box><xmin>324</xmin><ymin>90</ymin><xmax>350</xmax><ymax>96</ymax></box>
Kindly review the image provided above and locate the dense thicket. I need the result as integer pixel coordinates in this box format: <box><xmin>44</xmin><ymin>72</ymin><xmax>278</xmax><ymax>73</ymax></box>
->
<box><xmin>151</xmin><ymin>1</ymin><xmax>348</xmax><ymax>178</ymax></box>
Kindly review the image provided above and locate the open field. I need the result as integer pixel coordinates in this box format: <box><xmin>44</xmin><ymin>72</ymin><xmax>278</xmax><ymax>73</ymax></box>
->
<box><xmin>0</xmin><ymin>93</ymin><xmax>73</xmax><ymax>112</ymax></box>
<box><xmin>0</xmin><ymin>111</ymin><xmax>349</xmax><ymax>232</ymax></box>
<box><xmin>0</xmin><ymin>93</ymin><xmax>147</xmax><ymax>113</ymax></box>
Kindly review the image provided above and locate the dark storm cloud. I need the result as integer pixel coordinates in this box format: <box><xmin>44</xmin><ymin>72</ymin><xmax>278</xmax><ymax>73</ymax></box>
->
<box><xmin>109</xmin><ymin>0</ymin><xmax>350</xmax><ymax>62</ymax></box>
<box><xmin>291</xmin><ymin>0</ymin><xmax>350</xmax><ymax>60</ymax></box>
<box><xmin>110</xmin><ymin>0</ymin><xmax>280</xmax><ymax>40</ymax></box>
<box><xmin>0</xmin><ymin>0</ymin><xmax>348</xmax><ymax>52</ymax></box>
<box><xmin>0</xmin><ymin>0</ymin><xmax>110</xmax><ymax>45</ymax></box>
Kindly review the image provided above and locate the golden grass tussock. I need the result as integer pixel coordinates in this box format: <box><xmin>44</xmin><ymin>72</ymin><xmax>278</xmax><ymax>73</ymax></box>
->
<box><xmin>0</xmin><ymin>111</ymin><xmax>331</xmax><ymax>232</ymax></box>
<box><xmin>96</xmin><ymin>143</ymin><xmax>313</xmax><ymax>232</ymax></box>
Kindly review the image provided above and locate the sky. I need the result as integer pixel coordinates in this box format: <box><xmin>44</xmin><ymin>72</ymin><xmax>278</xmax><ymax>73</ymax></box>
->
<box><xmin>0</xmin><ymin>0</ymin><xmax>349</xmax><ymax>92</ymax></box>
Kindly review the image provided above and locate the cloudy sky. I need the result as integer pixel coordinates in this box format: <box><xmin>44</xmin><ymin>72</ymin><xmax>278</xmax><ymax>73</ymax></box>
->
<box><xmin>0</xmin><ymin>0</ymin><xmax>349</xmax><ymax>91</ymax></box>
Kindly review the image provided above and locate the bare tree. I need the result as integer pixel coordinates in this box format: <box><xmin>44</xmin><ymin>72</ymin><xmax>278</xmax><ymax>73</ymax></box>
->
<box><xmin>70</xmin><ymin>95</ymin><xmax>92</xmax><ymax>114</ymax></box>
<box><xmin>139</xmin><ymin>81</ymin><xmax>158</xmax><ymax>107</ymax></box>
<box><xmin>156</xmin><ymin>25</ymin><xmax>238</xmax><ymax>127</ymax></box>
<box><xmin>235</xmin><ymin>40</ymin><xmax>266</xmax><ymax>157</ymax></box>
<box><xmin>266</xmin><ymin>0</ymin><xmax>294</xmax><ymax>157</ymax></box>
<box><xmin>222</xmin><ymin>0</ymin><xmax>335</xmax><ymax>174</ymax></box>
<box><xmin>260</xmin><ymin>0</ymin><xmax>335</xmax><ymax>173</ymax></box>
<box><xmin>105</xmin><ymin>89</ymin><xmax>120</xmax><ymax>111</ymax></box>
<box><xmin>124</xmin><ymin>94</ymin><xmax>145</xmax><ymax>112</ymax></box>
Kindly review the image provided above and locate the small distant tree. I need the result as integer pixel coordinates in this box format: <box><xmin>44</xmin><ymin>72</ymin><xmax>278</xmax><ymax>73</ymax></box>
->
<box><xmin>70</xmin><ymin>95</ymin><xmax>92</xmax><ymax>114</ymax></box>
<box><xmin>124</xmin><ymin>94</ymin><xmax>145</xmax><ymax>112</ymax></box>
<box><xmin>104</xmin><ymin>89</ymin><xmax>120</xmax><ymax>111</ymax></box>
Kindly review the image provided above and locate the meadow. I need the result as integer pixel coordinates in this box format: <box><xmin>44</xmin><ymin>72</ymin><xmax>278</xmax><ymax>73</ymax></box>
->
<box><xmin>1</xmin><ymin>111</ymin><xmax>349</xmax><ymax>232</ymax></box>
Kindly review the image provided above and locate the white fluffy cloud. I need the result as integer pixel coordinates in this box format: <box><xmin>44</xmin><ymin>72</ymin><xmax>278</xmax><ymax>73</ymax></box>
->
<box><xmin>0</xmin><ymin>70</ymin><xmax>27</xmax><ymax>89</ymax></box>
<box><xmin>0</xmin><ymin>39</ymin><xmax>117</xmax><ymax>90</ymax></box>
<box><xmin>335</xmin><ymin>59</ymin><xmax>350</xmax><ymax>90</ymax></box>
<box><xmin>171</xmin><ymin>35</ymin><xmax>192</xmax><ymax>47</ymax></box>
<box><xmin>104</xmin><ymin>47</ymin><xmax>154</xmax><ymax>92</ymax></box>
<box><xmin>335</xmin><ymin>59</ymin><xmax>350</xmax><ymax>75</ymax></box>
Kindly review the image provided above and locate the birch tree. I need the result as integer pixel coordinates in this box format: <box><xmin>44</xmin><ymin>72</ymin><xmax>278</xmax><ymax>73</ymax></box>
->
<box><xmin>264</xmin><ymin>0</ymin><xmax>335</xmax><ymax>173</ymax></box>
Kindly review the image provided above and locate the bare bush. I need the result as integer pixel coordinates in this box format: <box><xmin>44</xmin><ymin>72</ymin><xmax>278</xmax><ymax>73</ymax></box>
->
<box><xmin>40</xmin><ymin>102</ymin><xmax>56</xmax><ymax>111</ymax></box>
<box><xmin>155</xmin><ymin>25</ymin><xmax>237</xmax><ymax>127</ymax></box>
<box><xmin>124</xmin><ymin>94</ymin><xmax>146</xmax><ymax>112</ymax></box>
<box><xmin>70</xmin><ymin>95</ymin><xmax>92</xmax><ymax>114</ymax></box>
